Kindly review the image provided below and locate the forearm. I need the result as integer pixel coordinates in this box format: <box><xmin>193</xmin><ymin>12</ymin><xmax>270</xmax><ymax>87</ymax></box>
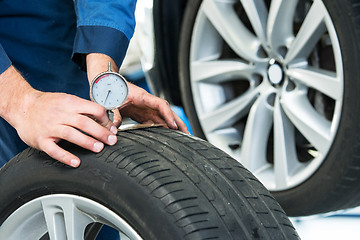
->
<box><xmin>86</xmin><ymin>53</ymin><xmax>118</xmax><ymax>84</ymax></box>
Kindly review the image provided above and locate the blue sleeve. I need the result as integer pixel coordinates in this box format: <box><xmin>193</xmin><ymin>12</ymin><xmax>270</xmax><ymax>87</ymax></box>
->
<box><xmin>0</xmin><ymin>44</ymin><xmax>11</xmax><ymax>74</ymax></box>
<box><xmin>72</xmin><ymin>0</ymin><xmax>137</xmax><ymax>70</ymax></box>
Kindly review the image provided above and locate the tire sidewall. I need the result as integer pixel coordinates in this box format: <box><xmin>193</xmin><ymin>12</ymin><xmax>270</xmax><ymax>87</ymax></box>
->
<box><xmin>179</xmin><ymin>0</ymin><xmax>206</xmax><ymax>139</ymax></box>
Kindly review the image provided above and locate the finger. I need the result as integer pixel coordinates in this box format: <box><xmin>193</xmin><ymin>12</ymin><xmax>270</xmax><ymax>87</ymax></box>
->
<box><xmin>65</xmin><ymin>114</ymin><xmax>117</xmax><ymax>146</ymax></box>
<box><xmin>112</xmin><ymin>109</ymin><xmax>122</xmax><ymax>128</ymax></box>
<box><xmin>56</xmin><ymin>125</ymin><xmax>106</xmax><ymax>152</ymax></box>
<box><xmin>90</xmin><ymin>107</ymin><xmax>114</xmax><ymax>131</ymax></box>
<box><xmin>141</xmin><ymin>95</ymin><xmax>178</xmax><ymax>129</ymax></box>
<box><xmin>173</xmin><ymin>112</ymin><xmax>189</xmax><ymax>133</ymax></box>
<box><xmin>41</xmin><ymin>140</ymin><xmax>81</xmax><ymax>168</ymax></box>
<box><xmin>143</xmin><ymin>111</ymin><xmax>166</xmax><ymax>125</ymax></box>
<box><xmin>143</xmin><ymin>120</ymin><xmax>155</xmax><ymax>125</ymax></box>
<box><xmin>69</xmin><ymin>96</ymin><xmax>115</xmax><ymax>131</ymax></box>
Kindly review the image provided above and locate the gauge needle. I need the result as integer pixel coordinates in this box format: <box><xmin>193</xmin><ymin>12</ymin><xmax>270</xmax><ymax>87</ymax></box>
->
<box><xmin>104</xmin><ymin>89</ymin><xmax>111</xmax><ymax>104</ymax></box>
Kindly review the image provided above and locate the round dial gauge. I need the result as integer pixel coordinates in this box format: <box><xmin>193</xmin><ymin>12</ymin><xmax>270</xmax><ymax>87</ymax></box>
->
<box><xmin>90</xmin><ymin>63</ymin><xmax>128</xmax><ymax>110</ymax></box>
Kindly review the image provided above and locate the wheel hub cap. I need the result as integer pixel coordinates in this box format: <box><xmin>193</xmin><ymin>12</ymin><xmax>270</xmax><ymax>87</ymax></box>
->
<box><xmin>268</xmin><ymin>59</ymin><xmax>284</xmax><ymax>86</ymax></box>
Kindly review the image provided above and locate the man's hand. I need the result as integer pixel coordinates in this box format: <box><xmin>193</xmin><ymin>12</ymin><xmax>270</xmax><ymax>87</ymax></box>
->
<box><xmin>16</xmin><ymin>92</ymin><xmax>118</xmax><ymax>168</ymax></box>
<box><xmin>86</xmin><ymin>53</ymin><xmax>189</xmax><ymax>134</ymax></box>
<box><xmin>119</xmin><ymin>82</ymin><xmax>189</xmax><ymax>133</ymax></box>
<box><xmin>0</xmin><ymin>66</ymin><xmax>118</xmax><ymax>168</ymax></box>
<box><xmin>0</xmin><ymin>53</ymin><xmax>189</xmax><ymax>168</ymax></box>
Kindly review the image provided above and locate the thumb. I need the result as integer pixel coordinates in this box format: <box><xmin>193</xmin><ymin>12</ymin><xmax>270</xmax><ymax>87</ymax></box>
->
<box><xmin>112</xmin><ymin>109</ymin><xmax>122</xmax><ymax>128</ymax></box>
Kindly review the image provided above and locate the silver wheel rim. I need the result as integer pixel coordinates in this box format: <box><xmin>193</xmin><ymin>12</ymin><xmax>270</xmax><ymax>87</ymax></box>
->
<box><xmin>190</xmin><ymin>0</ymin><xmax>343</xmax><ymax>191</ymax></box>
<box><xmin>0</xmin><ymin>194</ymin><xmax>142</xmax><ymax>240</ymax></box>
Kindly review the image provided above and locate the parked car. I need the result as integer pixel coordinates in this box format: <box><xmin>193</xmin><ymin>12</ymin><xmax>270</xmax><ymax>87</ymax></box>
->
<box><xmin>135</xmin><ymin>0</ymin><xmax>360</xmax><ymax>216</ymax></box>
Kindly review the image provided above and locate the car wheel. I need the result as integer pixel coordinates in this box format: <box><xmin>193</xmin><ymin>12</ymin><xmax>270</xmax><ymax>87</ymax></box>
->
<box><xmin>179</xmin><ymin>0</ymin><xmax>360</xmax><ymax>216</ymax></box>
<box><xmin>0</xmin><ymin>128</ymin><xmax>298</xmax><ymax>239</ymax></box>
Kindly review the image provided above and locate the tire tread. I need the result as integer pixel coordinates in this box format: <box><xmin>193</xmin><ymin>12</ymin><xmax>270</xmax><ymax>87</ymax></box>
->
<box><xmin>114</xmin><ymin>128</ymin><xmax>298</xmax><ymax>239</ymax></box>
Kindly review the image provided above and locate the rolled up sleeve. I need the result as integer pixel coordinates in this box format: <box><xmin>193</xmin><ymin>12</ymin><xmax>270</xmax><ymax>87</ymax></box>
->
<box><xmin>72</xmin><ymin>0</ymin><xmax>137</xmax><ymax>70</ymax></box>
<box><xmin>0</xmin><ymin>44</ymin><xmax>11</xmax><ymax>75</ymax></box>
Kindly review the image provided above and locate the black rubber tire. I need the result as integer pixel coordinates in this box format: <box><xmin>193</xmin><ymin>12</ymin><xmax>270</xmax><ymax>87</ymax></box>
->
<box><xmin>179</xmin><ymin>0</ymin><xmax>360</xmax><ymax>216</ymax></box>
<box><xmin>0</xmin><ymin>128</ymin><xmax>299</xmax><ymax>239</ymax></box>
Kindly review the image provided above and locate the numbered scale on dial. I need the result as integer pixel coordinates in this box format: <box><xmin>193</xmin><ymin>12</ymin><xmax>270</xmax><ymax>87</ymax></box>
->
<box><xmin>90</xmin><ymin>62</ymin><xmax>129</xmax><ymax>121</ymax></box>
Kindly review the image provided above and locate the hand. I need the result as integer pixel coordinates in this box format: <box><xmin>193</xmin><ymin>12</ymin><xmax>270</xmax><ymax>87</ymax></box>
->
<box><xmin>15</xmin><ymin>92</ymin><xmax>118</xmax><ymax>168</ymax></box>
<box><xmin>86</xmin><ymin>53</ymin><xmax>189</xmax><ymax>134</ymax></box>
<box><xmin>0</xmin><ymin>66</ymin><xmax>118</xmax><ymax>168</ymax></box>
<box><xmin>119</xmin><ymin>82</ymin><xmax>189</xmax><ymax>133</ymax></box>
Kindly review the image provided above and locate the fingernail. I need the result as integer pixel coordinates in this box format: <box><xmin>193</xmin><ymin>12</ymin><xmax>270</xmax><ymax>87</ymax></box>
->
<box><xmin>108</xmin><ymin>135</ymin><xmax>117</xmax><ymax>145</ymax></box>
<box><xmin>94</xmin><ymin>142</ymin><xmax>104</xmax><ymax>152</ymax></box>
<box><xmin>110</xmin><ymin>126</ymin><xmax>118</xmax><ymax>134</ymax></box>
<box><xmin>173</xmin><ymin>121</ymin><xmax>178</xmax><ymax>129</ymax></box>
<box><xmin>70</xmin><ymin>159</ymin><xmax>80</xmax><ymax>168</ymax></box>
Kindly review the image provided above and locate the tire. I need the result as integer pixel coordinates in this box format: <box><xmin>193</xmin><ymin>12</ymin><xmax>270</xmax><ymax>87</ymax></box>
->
<box><xmin>179</xmin><ymin>0</ymin><xmax>360</xmax><ymax>216</ymax></box>
<box><xmin>0</xmin><ymin>128</ymin><xmax>298</xmax><ymax>239</ymax></box>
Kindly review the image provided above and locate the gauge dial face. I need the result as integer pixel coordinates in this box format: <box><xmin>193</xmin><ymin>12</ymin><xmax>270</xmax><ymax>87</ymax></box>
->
<box><xmin>90</xmin><ymin>73</ymin><xmax>128</xmax><ymax>110</ymax></box>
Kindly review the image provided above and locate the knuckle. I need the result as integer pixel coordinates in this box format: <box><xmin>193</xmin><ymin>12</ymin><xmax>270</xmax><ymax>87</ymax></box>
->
<box><xmin>74</xmin><ymin>115</ymin><xmax>86</xmax><ymax>129</ymax></box>
<box><xmin>101</xmin><ymin>130</ymin><xmax>110</xmax><ymax>142</ymax></box>
<box><xmin>95</xmin><ymin>105</ymin><xmax>106</xmax><ymax>116</ymax></box>
<box><xmin>60</xmin><ymin>127</ymin><xmax>72</xmax><ymax>140</ymax></box>
<box><xmin>37</xmin><ymin>140</ymin><xmax>47</xmax><ymax>152</ymax></box>
<box><xmin>62</xmin><ymin>94</ymin><xmax>73</xmax><ymax>103</ymax></box>
<box><xmin>42</xmin><ymin>144</ymin><xmax>57</xmax><ymax>158</ymax></box>
<box><xmin>163</xmin><ymin>100</ymin><xmax>170</xmax><ymax>106</ymax></box>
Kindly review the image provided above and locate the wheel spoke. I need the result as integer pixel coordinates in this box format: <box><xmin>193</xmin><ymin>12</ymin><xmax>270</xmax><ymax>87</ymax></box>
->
<box><xmin>200</xmin><ymin>88</ymin><xmax>259</xmax><ymax>133</ymax></box>
<box><xmin>240</xmin><ymin>0</ymin><xmax>268</xmax><ymax>48</ymax></box>
<box><xmin>273</xmin><ymin>97</ymin><xmax>300</xmax><ymax>189</ymax></box>
<box><xmin>287</xmin><ymin>67</ymin><xmax>342</xmax><ymax>100</ymax></box>
<box><xmin>202</xmin><ymin>0</ymin><xmax>260</xmax><ymax>62</ymax></box>
<box><xmin>267</xmin><ymin>0</ymin><xmax>298</xmax><ymax>53</ymax></box>
<box><xmin>281</xmin><ymin>91</ymin><xmax>331</xmax><ymax>153</ymax></box>
<box><xmin>285</xmin><ymin>0</ymin><xmax>327</xmax><ymax>64</ymax></box>
<box><xmin>42</xmin><ymin>198</ymin><xmax>93</xmax><ymax>240</ymax></box>
<box><xmin>208</xmin><ymin>127</ymin><xmax>242</xmax><ymax>145</ymax></box>
<box><xmin>207</xmin><ymin>127</ymin><xmax>242</xmax><ymax>154</ymax></box>
<box><xmin>191</xmin><ymin>60</ymin><xmax>254</xmax><ymax>84</ymax></box>
<box><xmin>241</xmin><ymin>92</ymin><xmax>274</xmax><ymax>172</ymax></box>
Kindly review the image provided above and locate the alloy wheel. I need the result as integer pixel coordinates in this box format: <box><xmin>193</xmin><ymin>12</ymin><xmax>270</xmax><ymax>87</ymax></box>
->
<box><xmin>189</xmin><ymin>0</ymin><xmax>343</xmax><ymax>191</ymax></box>
<box><xmin>0</xmin><ymin>194</ymin><xmax>142</xmax><ymax>240</ymax></box>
